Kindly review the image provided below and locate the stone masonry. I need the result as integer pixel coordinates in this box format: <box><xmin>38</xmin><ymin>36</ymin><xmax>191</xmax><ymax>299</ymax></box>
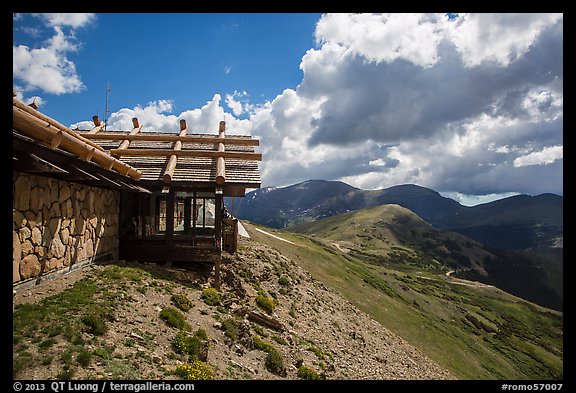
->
<box><xmin>13</xmin><ymin>171</ymin><xmax>120</xmax><ymax>285</ymax></box>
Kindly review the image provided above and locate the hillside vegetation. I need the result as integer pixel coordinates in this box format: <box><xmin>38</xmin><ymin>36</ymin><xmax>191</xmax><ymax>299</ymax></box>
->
<box><xmin>246</xmin><ymin>221</ymin><xmax>563</xmax><ymax>380</ymax></box>
<box><xmin>13</xmin><ymin>229</ymin><xmax>452</xmax><ymax>381</ymax></box>
<box><xmin>13</xmin><ymin>215</ymin><xmax>562</xmax><ymax>380</ymax></box>
<box><xmin>290</xmin><ymin>204</ymin><xmax>493</xmax><ymax>274</ymax></box>
<box><xmin>289</xmin><ymin>204</ymin><xmax>562</xmax><ymax>311</ymax></box>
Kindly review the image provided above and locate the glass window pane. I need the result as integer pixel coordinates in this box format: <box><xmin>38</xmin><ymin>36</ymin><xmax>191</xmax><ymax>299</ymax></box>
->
<box><xmin>159</xmin><ymin>199</ymin><xmax>167</xmax><ymax>232</ymax></box>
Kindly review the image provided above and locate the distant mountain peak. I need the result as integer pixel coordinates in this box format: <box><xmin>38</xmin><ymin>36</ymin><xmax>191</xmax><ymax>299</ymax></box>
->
<box><xmin>237</xmin><ymin>179</ymin><xmax>562</xmax><ymax>253</ymax></box>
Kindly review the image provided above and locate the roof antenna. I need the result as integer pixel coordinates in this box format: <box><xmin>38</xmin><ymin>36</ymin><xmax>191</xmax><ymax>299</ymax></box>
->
<box><xmin>104</xmin><ymin>81</ymin><xmax>111</xmax><ymax>131</ymax></box>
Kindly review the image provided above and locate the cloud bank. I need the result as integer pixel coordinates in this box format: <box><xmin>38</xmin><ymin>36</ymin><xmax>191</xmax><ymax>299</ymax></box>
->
<box><xmin>28</xmin><ymin>13</ymin><xmax>563</xmax><ymax>198</ymax></box>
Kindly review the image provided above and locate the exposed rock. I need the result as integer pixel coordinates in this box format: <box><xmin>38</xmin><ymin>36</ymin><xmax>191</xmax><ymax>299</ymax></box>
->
<box><xmin>30</xmin><ymin>186</ymin><xmax>42</xmax><ymax>211</ymax></box>
<box><xmin>49</xmin><ymin>181</ymin><xmax>59</xmax><ymax>203</ymax></box>
<box><xmin>73</xmin><ymin>216</ymin><xmax>86</xmax><ymax>236</ymax></box>
<box><xmin>24</xmin><ymin>211</ymin><xmax>37</xmax><ymax>227</ymax></box>
<box><xmin>49</xmin><ymin>235</ymin><xmax>66</xmax><ymax>259</ymax></box>
<box><xmin>88</xmin><ymin>214</ymin><xmax>99</xmax><ymax>229</ymax></box>
<box><xmin>13</xmin><ymin>209</ymin><xmax>26</xmax><ymax>229</ymax></box>
<box><xmin>88</xmin><ymin>190</ymin><xmax>95</xmax><ymax>213</ymax></box>
<box><xmin>20</xmin><ymin>254</ymin><xmax>41</xmax><ymax>279</ymax></box>
<box><xmin>247</xmin><ymin>310</ymin><xmax>284</xmax><ymax>331</ymax></box>
<box><xmin>50</xmin><ymin>202</ymin><xmax>61</xmax><ymax>218</ymax></box>
<box><xmin>14</xmin><ymin>174</ymin><xmax>30</xmax><ymax>210</ymax></box>
<box><xmin>60</xmin><ymin>227</ymin><xmax>70</xmax><ymax>246</ymax></box>
<box><xmin>21</xmin><ymin>240</ymin><xmax>34</xmax><ymax>255</ymax></box>
<box><xmin>19</xmin><ymin>226</ymin><xmax>31</xmax><ymax>242</ymax></box>
<box><xmin>48</xmin><ymin>218</ymin><xmax>61</xmax><ymax>239</ymax></box>
<box><xmin>13</xmin><ymin>231</ymin><xmax>21</xmax><ymax>283</ymax></box>
<box><xmin>31</xmin><ymin>227</ymin><xmax>42</xmax><ymax>246</ymax></box>
<box><xmin>59</xmin><ymin>184</ymin><xmax>71</xmax><ymax>203</ymax></box>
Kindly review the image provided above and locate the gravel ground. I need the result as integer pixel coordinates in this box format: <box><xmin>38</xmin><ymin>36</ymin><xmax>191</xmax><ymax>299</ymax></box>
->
<box><xmin>13</xmin><ymin>234</ymin><xmax>454</xmax><ymax>381</ymax></box>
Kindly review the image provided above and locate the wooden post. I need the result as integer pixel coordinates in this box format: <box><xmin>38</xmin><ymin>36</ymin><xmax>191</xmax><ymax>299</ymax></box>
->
<box><xmin>215</xmin><ymin>255</ymin><xmax>221</xmax><ymax>290</ymax></box>
<box><xmin>192</xmin><ymin>192</ymin><xmax>197</xmax><ymax>247</ymax></box>
<box><xmin>213</xmin><ymin>189</ymin><xmax>222</xmax><ymax>290</ymax></box>
<box><xmin>155</xmin><ymin>197</ymin><xmax>161</xmax><ymax>234</ymax></box>
<box><xmin>89</xmin><ymin>116</ymin><xmax>105</xmax><ymax>134</ymax></box>
<box><xmin>139</xmin><ymin>194</ymin><xmax>146</xmax><ymax>237</ymax></box>
<box><xmin>184</xmin><ymin>197</ymin><xmax>191</xmax><ymax>232</ymax></box>
<box><xmin>115</xmin><ymin>117</ymin><xmax>142</xmax><ymax>154</ymax></box>
<box><xmin>165</xmin><ymin>188</ymin><xmax>175</xmax><ymax>266</ymax></box>
<box><xmin>215</xmin><ymin>121</ymin><xmax>226</xmax><ymax>185</ymax></box>
<box><xmin>215</xmin><ymin>187</ymin><xmax>223</xmax><ymax>250</ymax></box>
<box><xmin>163</xmin><ymin>119</ymin><xmax>187</xmax><ymax>184</ymax></box>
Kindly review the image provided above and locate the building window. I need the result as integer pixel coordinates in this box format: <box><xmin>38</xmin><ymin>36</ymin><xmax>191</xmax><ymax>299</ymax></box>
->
<box><xmin>121</xmin><ymin>190</ymin><xmax>217</xmax><ymax>239</ymax></box>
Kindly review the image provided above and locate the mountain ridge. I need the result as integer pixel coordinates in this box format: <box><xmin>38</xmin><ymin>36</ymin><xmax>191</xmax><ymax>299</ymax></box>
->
<box><xmin>234</xmin><ymin>180</ymin><xmax>563</xmax><ymax>310</ymax></box>
<box><xmin>235</xmin><ymin>179</ymin><xmax>563</xmax><ymax>253</ymax></box>
<box><xmin>288</xmin><ymin>203</ymin><xmax>562</xmax><ymax>311</ymax></box>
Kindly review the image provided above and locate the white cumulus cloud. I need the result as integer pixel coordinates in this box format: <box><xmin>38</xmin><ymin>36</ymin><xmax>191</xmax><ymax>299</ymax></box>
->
<box><xmin>513</xmin><ymin>145</ymin><xmax>563</xmax><ymax>167</ymax></box>
<box><xmin>444</xmin><ymin>13</ymin><xmax>563</xmax><ymax>67</ymax></box>
<box><xmin>274</xmin><ymin>13</ymin><xmax>562</xmax><ymax>196</ymax></box>
<box><xmin>13</xmin><ymin>13</ymin><xmax>95</xmax><ymax>96</ymax></box>
<box><xmin>315</xmin><ymin>13</ymin><xmax>445</xmax><ymax>67</ymax></box>
<box><xmin>34</xmin><ymin>13</ymin><xmax>96</xmax><ymax>28</ymax></box>
<box><xmin>58</xmin><ymin>13</ymin><xmax>564</xmax><ymax>199</ymax></box>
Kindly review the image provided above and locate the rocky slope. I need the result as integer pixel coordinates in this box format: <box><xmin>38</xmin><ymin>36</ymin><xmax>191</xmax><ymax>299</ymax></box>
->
<box><xmin>13</xmin><ymin>231</ymin><xmax>454</xmax><ymax>380</ymax></box>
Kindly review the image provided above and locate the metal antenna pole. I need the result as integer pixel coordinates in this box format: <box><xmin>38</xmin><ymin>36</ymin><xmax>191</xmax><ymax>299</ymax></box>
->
<box><xmin>104</xmin><ymin>81</ymin><xmax>110</xmax><ymax>131</ymax></box>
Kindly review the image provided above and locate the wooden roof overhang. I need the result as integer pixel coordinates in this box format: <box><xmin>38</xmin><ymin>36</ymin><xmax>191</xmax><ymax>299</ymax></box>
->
<box><xmin>12</xmin><ymin>95</ymin><xmax>146</xmax><ymax>192</ymax></box>
<box><xmin>12</xmin><ymin>92</ymin><xmax>262</xmax><ymax>197</ymax></box>
<box><xmin>13</xmin><ymin>133</ymin><xmax>149</xmax><ymax>193</ymax></box>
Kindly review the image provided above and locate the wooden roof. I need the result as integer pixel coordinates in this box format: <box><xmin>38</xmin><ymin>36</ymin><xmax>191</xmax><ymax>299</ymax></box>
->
<box><xmin>12</xmin><ymin>93</ymin><xmax>262</xmax><ymax>195</ymax></box>
<box><xmin>13</xmin><ymin>95</ymin><xmax>145</xmax><ymax>192</ymax></box>
<box><xmin>78</xmin><ymin>129</ymin><xmax>262</xmax><ymax>188</ymax></box>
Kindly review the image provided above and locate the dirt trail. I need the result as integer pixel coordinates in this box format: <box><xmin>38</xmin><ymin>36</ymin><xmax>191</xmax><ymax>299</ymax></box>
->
<box><xmin>445</xmin><ymin>270</ymin><xmax>494</xmax><ymax>289</ymax></box>
<box><xmin>331</xmin><ymin>242</ymin><xmax>348</xmax><ymax>253</ymax></box>
<box><xmin>252</xmin><ymin>227</ymin><xmax>296</xmax><ymax>245</ymax></box>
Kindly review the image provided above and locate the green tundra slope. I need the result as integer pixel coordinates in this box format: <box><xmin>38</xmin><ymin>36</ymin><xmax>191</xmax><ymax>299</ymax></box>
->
<box><xmin>242</xmin><ymin>219</ymin><xmax>563</xmax><ymax>380</ymax></box>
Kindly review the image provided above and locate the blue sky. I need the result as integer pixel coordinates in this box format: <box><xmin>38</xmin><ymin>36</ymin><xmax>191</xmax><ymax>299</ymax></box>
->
<box><xmin>13</xmin><ymin>13</ymin><xmax>321</xmax><ymax>123</ymax></box>
<box><xmin>13</xmin><ymin>13</ymin><xmax>563</xmax><ymax>206</ymax></box>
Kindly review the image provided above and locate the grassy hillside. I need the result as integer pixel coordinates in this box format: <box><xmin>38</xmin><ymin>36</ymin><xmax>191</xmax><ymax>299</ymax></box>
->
<box><xmin>289</xmin><ymin>204</ymin><xmax>495</xmax><ymax>275</ymax></box>
<box><xmin>289</xmin><ymin>204</ymin><xmax>563</xmax><ymax>311</ymax></box>
<box><xmin>243</xmin><ymin>221</ymin><xmax>563</xmax><ymax>380</ymax></box>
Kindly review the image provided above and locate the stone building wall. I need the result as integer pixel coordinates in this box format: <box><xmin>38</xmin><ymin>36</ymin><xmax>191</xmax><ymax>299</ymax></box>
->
<box><xmin>13</xmin><ymin>171</ymin><xmax>120</xmax><ymax>287</ymax></box>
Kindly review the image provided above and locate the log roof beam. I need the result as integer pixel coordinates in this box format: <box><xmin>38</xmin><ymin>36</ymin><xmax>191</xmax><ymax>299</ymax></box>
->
<box><xmin>163</xmin><ymin>119</ymin><xmax>187</xmax><ymax>184</ymax></box>
<box><xmin>88</xmin><ymin>116</ymin><xmax>106</xmax><ymax>134</ymax></box>
<box><xmin>13</xmin><ymin>97</ymin><xmax>105</xmax><ymax>152</ymax></box>
<box><xmin>13</xmin><ymin>104</ymin><xmax>142</xmax><ymax>180</ymax></box>
<box><xmin>81</xmin><ymin>132</ymin><xmax>259</xmax><ymax>146</ymax></box>
<box><xmin>215</xmin><ymin>121</ymin><xmax>226</xmax><ymax>185</ymax></box>
<box><xmin>113</xmin><ymin>117</ymin><xmax>143</xmax><ymax>156</ymax></box>
<box><xmin>108</xmin><ymin>148</ymin><xmax>262</xmax><ymax>161</ymax></box>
